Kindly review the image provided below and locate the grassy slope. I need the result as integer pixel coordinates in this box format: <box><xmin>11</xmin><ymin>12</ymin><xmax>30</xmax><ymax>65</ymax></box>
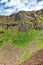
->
<box><xmin>0</xmin><ymin>29</ymin><xmax>38</xmax><ymax>48</ymax></box>
<box><xmin>35</xmin><ymin>30</ymin><xmax>43</xmax><ymax>51</ymax></box>
<box><xmin>0</xmin><ymin>29</ymin><xmax>43</xmax><ymax>61</ymax></box>
<box><xmin>21</xmin><ymin>30</ymin><xmax>43</xmax><ymax>62</ymax></box>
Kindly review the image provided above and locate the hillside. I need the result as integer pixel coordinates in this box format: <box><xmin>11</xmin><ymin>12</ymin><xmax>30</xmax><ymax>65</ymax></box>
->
<box><xmin>0</xmin><ymin>9</ymin><xmax>43</xmax><ymax>22</ymax></box>
<box><xmin>0</xmin><ymin>9</ymin><xmax>43</xmax><ymax>65</ymax></box>
<box><xmin>0</xmin><ymin>9</ymin><xmax>43</xmax><ymax>32</ymax></box>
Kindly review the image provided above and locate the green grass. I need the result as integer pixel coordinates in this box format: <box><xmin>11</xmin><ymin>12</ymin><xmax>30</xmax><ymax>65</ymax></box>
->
<box><xmin>0</xmin><ymin>28</ymin><xmax>43</xmax><ymax>62</ymax></box>
<box><xmin>35</xmin><ymin>30</ymin><xmax>43</xmax><ymax>51</ymax></box>
<box><xmin>38</xmin><ymin>18</ymin><xmax>43</xmax><ymax>22</ymax></box>
<box><xmin>0</xmin><ymin>29</ymin><xmax>13</xmax><ymax>47</ymax></box>
<box><xmin>35</xmin><ymin>37</ymin><xmax>43</xmax><ymax>51</ymax></box>
<box><xmin>21</xmin><ymin>49</ymin><xmax>31</xmax><ymax>62</ymax></box>
<box><xmin>0</xmin><ymin>52</ymin><xmax>3</xmax><ymax>58</ymax></box>
<box><xmin>0</xmin><ymin>42</ymin><xmax>3</xmax><ymax>47</ymax></box>
<box><xmin>21</xmin><ymin>30</ymin><xmax>43</xmax><ymax>62</ymax></box>
<box><xmin>12</xmin><ymin>29</ymin><xmax>38</xmax><ymax>48</ymax></box>
<box><xmin>0</xmin><ymin>29</ymin><xmax>43</xmax><ymax>49</ymax></box>
<box><xmin>0</xmin><ymin>29</ymin><xmax>39</xmax><ymax>48</ymax></box>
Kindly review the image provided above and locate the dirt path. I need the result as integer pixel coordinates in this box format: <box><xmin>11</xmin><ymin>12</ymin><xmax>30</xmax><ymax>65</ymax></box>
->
<box><xmin>0</xmin><ymin>41</ymin><xmax>39</xmax><ymax>65</ymax></box>
<box><xmin>0</xmin><ymin>44</ymin><xmax>24</xmax><ymax>65</ymax></box>
<box><xmin>37</xmin><ymin>33</ymin><xmax>43</xmax><ymax>38</ymax></box>
<box><xmin>24</xmin><ymin>41</ymin><xmax>39</xmax><ymax>52</ymax></box>
<box><xmin>19</xmin><ymin>33</ymin><xmax>43</xmax><ymax>65</ymax></box>
<box><xmin>0</xmin><ymin>33</ymin><xmax>43</xmax><ymax>65</ymax></box>
<box><xmin>20</xmin><ymin>32</ymin><xmax>43</xmax><ymax>63</ymax></box>
<box><xmin>23</xmin><ymin>32</ymin><xmax>43</xmax><ymax>55</ymax></box>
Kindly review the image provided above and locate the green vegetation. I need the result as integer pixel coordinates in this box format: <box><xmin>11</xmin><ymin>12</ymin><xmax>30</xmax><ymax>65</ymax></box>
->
<box><xmin>35</xmin><ymin>30</ymin><xmax>43</xmax><ymax>51</ymax></box>
<box><xmin>12</xmin><ymin>29</ymin><xmax>39</xmax><ymax>48</ymax></box>
<box><xmin>0</xmin><ymin>29</ymin><xmax>38</xmax><ymax>48</ymax></box>
<box><xmin>0</xmin><ymin>28</ymin><xmax>43</xmax><ymax>62</ymax></box>
<box><xmin>0</xmin><ymin>52</ymin><xmax>3</xmax><ymax>58</ymax></box>
<box><xmin>35</xmin><ymin>38</ymin><xmax>43</xmax><ymax>51</ymax></box>
<box><xmin>0</xmin><ymin>29</ymin><xmax>43</xmax><ymax>50</ymax></box>
<box><xmin>21</xmin><ymin>30</ymin><xmax>43</xmax><ymax>61</ymax></box>
<box><xmin>0</xmin><ymin>29</ymin><xmax>13</xmax><ymax>47</ymax></box>
<box><xmin>38</xmin><ymin>17</ymin><xmax>43</xmax><ymax>22</ymax></box>
<box><xmin>21</xmin><ymin>49</ymin><xmax>31</xmax><ymax>62</ymax></box>
<box><xmin>0</xmin><ymin>42</ymin><xmax>3</xmax><ymax>47</ymax></box>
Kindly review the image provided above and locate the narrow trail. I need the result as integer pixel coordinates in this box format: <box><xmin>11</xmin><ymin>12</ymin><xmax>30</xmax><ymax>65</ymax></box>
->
<box><xmin>0</xmin><ymin>41</ymin><xmax>39</xmax><ymax>65</ymax></box>
<box><xmin>0</xmin><ymin>44</ymin><xmax>24</xmax><ymax>65</ymax></box>
<box><xmin>24</xmin><ymin>41</ymin><xmax>39</xmax><ymax>52</ymax></box>
<box><xmin>0</xmin><ymin>33</ymin><xmax>43</xmax><ymax>65</ymax></box>
<box><xmin>22</xmin><ymin>32</ymin><xmax>43</xmax><ymax>59</ymax></box>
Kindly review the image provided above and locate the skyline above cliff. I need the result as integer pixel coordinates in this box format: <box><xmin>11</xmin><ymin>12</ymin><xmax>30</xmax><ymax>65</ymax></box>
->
<box><xmin>0</xmin><ymin>0</ymin><xmax>43</xmax><ymax>16</ymax></box>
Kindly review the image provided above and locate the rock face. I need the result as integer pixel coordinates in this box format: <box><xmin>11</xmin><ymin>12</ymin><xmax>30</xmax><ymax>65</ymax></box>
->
<box><xmin>20</xmin><ymin>49</ymin><xmax>43</xmax><ymax>65</ymax></box>
<box><xmin>17</xmin><ymin>9</ymin><xmax>43</xmax><ymax>31</ymax></box>
<box><xmin>0</xmin><ymin>9</ymin><xmax>43</xmax><ymax>31</ymax></box>
<box><xmin>0</xmin><ymin>14</ymin><xmax>16</xmax><ymax>23</ymax></box>
<box><xmin>17</xmin><ymin>9</ymin><xmax>43</xmax><ymax>22</ymax></box>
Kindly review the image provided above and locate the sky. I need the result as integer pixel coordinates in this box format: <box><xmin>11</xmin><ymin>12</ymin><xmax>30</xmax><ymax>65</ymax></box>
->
<box><xmin>0</xmin><ymin>0</ymin><xmax>43</xmax><ymax>16</ymax></box>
